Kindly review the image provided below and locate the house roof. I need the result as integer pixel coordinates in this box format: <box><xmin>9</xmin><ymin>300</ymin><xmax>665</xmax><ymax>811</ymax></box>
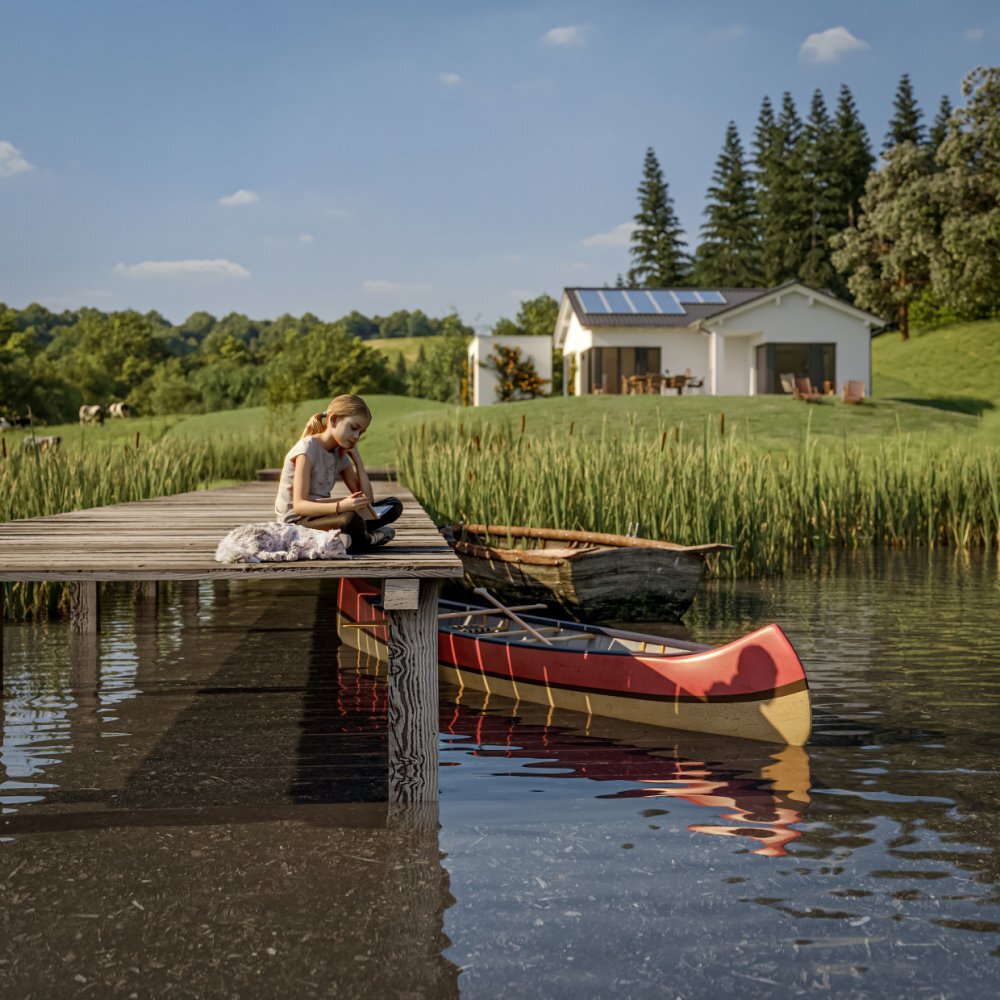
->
<box><xmin>564</xmin><ymin>287</ymin><xmax>769</xmax><ymax>327</ymax></box>
<box><xmin>563</xmin><ymin>282</ymin><xmax>885</xmax><ymax>330</ymax></box>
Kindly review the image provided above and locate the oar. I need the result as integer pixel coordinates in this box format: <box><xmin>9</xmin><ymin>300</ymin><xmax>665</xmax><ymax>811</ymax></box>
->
<box><xmin>472</xmin><ymin>588</ymin><xmax>553</xmax><ymax>645</ymax></box>
<box><xmin>438</xmin><ymin>603</ymin><xmax>546</xmax><ymax>621</ymax></box>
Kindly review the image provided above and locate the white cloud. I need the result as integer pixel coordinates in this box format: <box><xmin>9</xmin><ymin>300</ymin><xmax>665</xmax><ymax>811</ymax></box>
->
<box><xmin>438</xmin><ymin>72</ymin><xmax>462</xmax><ymax>85</ymax></box>
<box><xmin>965</xmin><ymin>27</ymin><xmax>984</xmax><ymax>41</ymax></box>
<box><xmin>0</xmin><ymin>140</ymin><xmax>33</xmax><ymax>178</ymax></box>
<box><xmin>710</xmin><ymin>25</ymin><xmax>746</xmax><ymax>42</ymax></box>
<box><xmin>218</xmin><ymin>188</ymin><xmax>259</xmax><ymax>207</ymax></box>
<box><xmin>582</xmin><ymin>222</ymin><xmax>635</xmax><ymax>248</ymax></box>
<box><xmin>363</xmin><ymin>279</ymin><xmax>431</xmax><ymax>293</ymax></box>
<box><xmin>114</xmin><ymin>259</ymin><xmax>251</xmax><ymax>279</ymax></box>
<box><xmin>542</xmin><ymin>25</ymin><xmax>588</xmax><ymax>47</ymax></box>
<box><xmin>299</xmin><ymin>234</ymin><xmax>314</xmax><ymax>243</ymax></box>
<box><xmin>799</xmin><ymin>27</ymin><xmax>869</xmax><ymax>64</ymax></box>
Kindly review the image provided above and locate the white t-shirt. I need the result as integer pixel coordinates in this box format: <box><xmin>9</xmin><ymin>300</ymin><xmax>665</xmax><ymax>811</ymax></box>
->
<box><xmin>274</xmin><ymin>436</ymin><xmax>352</xmax><ymax>522</ymax></box>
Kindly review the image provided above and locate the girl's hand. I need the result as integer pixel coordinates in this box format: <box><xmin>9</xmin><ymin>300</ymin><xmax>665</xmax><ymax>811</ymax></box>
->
<box><xmin>339</xmin><ymin>490</ymin><xmax>371</xmax><ymax>514</ymax></box>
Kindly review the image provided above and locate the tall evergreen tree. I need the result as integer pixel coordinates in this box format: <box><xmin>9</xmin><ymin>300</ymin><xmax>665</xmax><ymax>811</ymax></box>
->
<box><xmin>832</xmin><ymin>84</ymin><xmax>875</xmax><ymax>229</ymax></box>
<box><xmin>755</xmin><ymin>92</ymin><xmax>807</xmax><ymax>286</ymax></box>
<box><xmin>928</xmin><ymin>94</ymin><xmax>954</xmax><ymax>155</ymax></box>
<box><xmin>693</xmin><ymin>122</ymin><xmax>762</xmax><ymax>286</ymax></box>
<box><xmin>884</xmin><ymin>73</ymin><xmax>926</xmax><ymax>151</ymax></box>
<box><xmin>797</xmin><ymin>90</ymin><xmax>847</xmax><ymax>293</ymax></box>
<box><xmin>627</xmin><ymin>147</ymin><xmax>690</xmax><ymax>286</ymax></box>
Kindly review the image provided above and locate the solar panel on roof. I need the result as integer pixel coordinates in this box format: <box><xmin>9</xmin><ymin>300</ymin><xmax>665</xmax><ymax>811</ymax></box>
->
<box><xmin>672</xmin><ymin>290</ymin><xmax>701</xmax><ymax>304</ymax></box>
<box><xmin>648</xmin><ymin>291</ymin><xmax>685</xmax><ymax>315</ymax></box>
<box><xmin>625</xmin><ymin>290</ymin><xmax>656</xmax><ymax>312</ymax></box>
<box><xmin>698</xmin><ymin>291</ymin><xmax>727</xmax><ymax>304</ymax></box>
<box><xmin>577</xmin><ymin>290</ymin><xmax>608</xmax><ymax>313</ymax></box>
<box><xmin>602</xmin><ymin>290</ymin><xmax>632</xmax><ymax>313</ymax></box>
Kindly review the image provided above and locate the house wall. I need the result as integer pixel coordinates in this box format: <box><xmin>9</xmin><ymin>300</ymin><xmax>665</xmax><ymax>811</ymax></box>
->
<box><xmin>468</xmin><ymin>334</ymin><xmax>553</xmax><ymax>406</ymax></box>
<box><xmin>562</xmin><ymin>316</ymin><xmax>710</xmax><ymax>394</ymax></box>
<box><xmin>716</xmin><ymin>290</ymin><xmax>872</xmax><ymax>392</ymax></box>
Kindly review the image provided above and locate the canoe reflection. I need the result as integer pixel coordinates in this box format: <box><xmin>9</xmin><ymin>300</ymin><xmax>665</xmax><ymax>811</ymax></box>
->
<box><xmin>443</xmin><ymin>688</ymin><xmax>811</xmax><ymax>858</ymax></box>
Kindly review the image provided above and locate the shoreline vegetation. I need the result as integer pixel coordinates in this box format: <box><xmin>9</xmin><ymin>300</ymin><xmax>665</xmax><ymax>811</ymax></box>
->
<box><xmin>2</xmin><ymin>383</ymin><xmax>998</xmax><ymax>620</ymax></box>
<box><xmin>398</xmin><ymin>413</ymin><xmax>1000</xmax><ymax>579</ymax></box>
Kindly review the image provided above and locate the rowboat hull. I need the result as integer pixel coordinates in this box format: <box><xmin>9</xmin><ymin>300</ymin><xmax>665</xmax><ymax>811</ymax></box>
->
<box><xmin>445</xmin><ymin>524</ymin><xmax>733</xmax><ymax>622</ymax></box>
<box><xmin>337</xmin><ymin>579</ymin><xmax>811</xmax><ymax>747</ymax></box>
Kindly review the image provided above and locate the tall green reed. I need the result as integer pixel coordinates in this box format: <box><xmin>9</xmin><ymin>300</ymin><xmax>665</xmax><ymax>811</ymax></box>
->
<box><xmin>398</xmin><ymin>415</ymin><xmax>1000</xmax><ymax>578</ymax></box>
<box><xmin>1</xmin><ymin>431</ymin><xmax>289</xmax><ymax>619</ymax></box>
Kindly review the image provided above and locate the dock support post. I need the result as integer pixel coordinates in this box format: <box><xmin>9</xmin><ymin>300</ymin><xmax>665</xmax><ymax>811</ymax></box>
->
<box><xmin>69</xmin><ymin>581</ymin><xmax>100</xmax><ymax>692</ymax></box>
<box><xmin>385</xmin><ymin>578</ymin><xmax>441</xmax><ymax>803</ymax></box>
<box><xmin>70</xmin><ymin>581</ymin><xmax>100</xmax><ymax>635</ymax></box>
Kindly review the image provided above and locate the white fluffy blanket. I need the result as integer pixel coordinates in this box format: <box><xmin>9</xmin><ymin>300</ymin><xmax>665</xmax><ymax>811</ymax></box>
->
<box><xmin>215</xmin><ymin>521</ymin><xmax>349</xmax><ymax>564</ymax></box>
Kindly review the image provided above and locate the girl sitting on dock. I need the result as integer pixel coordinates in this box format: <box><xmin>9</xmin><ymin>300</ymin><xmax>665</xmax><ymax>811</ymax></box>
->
<box><xmin>274</xmin><ymin>394</ymin><xmax>401</xmax><ymax>552</ymax></box>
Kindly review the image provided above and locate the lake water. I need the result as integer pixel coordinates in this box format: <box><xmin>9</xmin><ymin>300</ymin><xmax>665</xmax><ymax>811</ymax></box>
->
<box><xmin>2</xmin><ymin>550</ymin><xmax>999</xmax><ymax>998</ymax></box>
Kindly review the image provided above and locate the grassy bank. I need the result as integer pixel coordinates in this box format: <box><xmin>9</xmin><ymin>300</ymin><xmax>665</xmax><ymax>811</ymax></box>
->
<box><xmin>399</xmin><ymin>415</ymin><xmax>1000</xmax><ymax>578</ymax></box>
<box><xmin>872</xmin><ymin>318</ymin><xmax>1000</xmax><ymax>427</ymax></box>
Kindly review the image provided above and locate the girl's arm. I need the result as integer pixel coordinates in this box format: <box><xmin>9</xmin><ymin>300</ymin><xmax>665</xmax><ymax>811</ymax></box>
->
<box><xmin>341</xmin><ymin>449</ymin><xmax>376</xmax><ymax>518</ymax></box>
<box><xmin>291</xmin><ymin>456</ymin><xmax>367</xmax><ymax>517</ymax></box>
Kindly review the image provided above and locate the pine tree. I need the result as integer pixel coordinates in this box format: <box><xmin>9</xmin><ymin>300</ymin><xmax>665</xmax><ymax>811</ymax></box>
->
<box><xmin>797</xmin><ymin>90</ymin><xmax>847</xmax><ymax>293</ymax></box>
<box><xmin>928</xmin><ymin>94</ymin><xmax>954</xmax><ymax>155</ymax></box>
<box><xmin>755</xmin><ymin>92</ymin><xmax>806</xmax><ymax>286</ymax></box>
<box><xmin>884</xmin><ymin>73</ymin><xmax>925</xmax><ymax>151</ymax></box>
<box><xmin>832</xmin><ymin>84</ymin><xmax>875</xmax><ymax>229</ymax></box>
<box><xmin>627</xmin><ymin>148</ymin><xmax>690</xmax><ymax>286</ymax></box>
<box><xmin>693</xmin><ymin>122</ymin><xmax>762</xmax><ymax>286</ymax></box>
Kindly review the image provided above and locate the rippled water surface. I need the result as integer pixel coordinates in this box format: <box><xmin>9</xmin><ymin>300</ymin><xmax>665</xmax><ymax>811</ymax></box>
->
<box><xmin>2</xmin><ymin>551</ymin><xmax>999</xmax><ymax>998</ymax></box>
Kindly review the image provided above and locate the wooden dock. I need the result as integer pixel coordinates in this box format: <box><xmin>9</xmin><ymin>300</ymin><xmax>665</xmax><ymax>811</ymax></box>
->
<box><xmin>0</xmin><ymin>481</ymin><xmax>464</xmax><ymax>802</ymax></box>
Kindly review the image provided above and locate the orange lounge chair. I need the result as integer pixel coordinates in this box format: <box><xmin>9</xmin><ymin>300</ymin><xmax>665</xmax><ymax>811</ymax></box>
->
<box><xmin>842</xmin><ymin>380</ymin><xmax>866</xmax><ymax>404</ymax></box>
<box><xmin>793</xmin><ymin>376</ymin><xmax>822</xmax><ymax>402</ymax></box>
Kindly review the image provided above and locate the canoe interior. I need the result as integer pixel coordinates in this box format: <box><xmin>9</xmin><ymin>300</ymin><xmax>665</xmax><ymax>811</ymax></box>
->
<box><xmin>436</xmin><ymin>600</ymin><xmax>710</xmax><ymax>657</ymax></box>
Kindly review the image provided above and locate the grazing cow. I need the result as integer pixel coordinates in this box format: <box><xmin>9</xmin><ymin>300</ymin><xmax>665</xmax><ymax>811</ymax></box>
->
<box><xmin>108</xmin><ymin>401</ymin><xmax>130</xmax><ymax>418</ymax></box>
<box><xmin>79</xmin><ymin>404</ymin><xmax>104</xmax><ymax>425</ymax></box>
<box><xmin>21</xmin><ymin>435</ymin><xmax>61</xmax><ymax>451</ymax></box>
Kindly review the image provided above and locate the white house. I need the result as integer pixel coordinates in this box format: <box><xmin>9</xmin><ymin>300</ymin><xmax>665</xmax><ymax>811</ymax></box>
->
<box><xmin>467</xmin><ymin>334</ymin><xmax>554</xmax><ymax>406</ymax></box>
<box><xmin>554</xmin><ymin>282</ymin><xmax>884</xmax><ymax>396</ymax></box>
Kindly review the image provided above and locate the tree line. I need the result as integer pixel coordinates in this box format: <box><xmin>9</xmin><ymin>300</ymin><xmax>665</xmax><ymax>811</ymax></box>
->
<box><xmin>626</xmin><ymin>67</ymin><xmax>1000</xmax><ymax>337</ymax></box>
<box><xmin>0</xmin><ymin>292</ymin><xmax>562</xmax><ymax>423</ymax></box>
<box><xmin>0</xmin><ymin>303</ymin><xmax>477</xmax><ymax>424</ymax></box>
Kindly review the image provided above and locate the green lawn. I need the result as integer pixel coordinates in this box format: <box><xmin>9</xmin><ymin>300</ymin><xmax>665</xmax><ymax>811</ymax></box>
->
<box><xmin>871</xmin><ymin>318</ymin><xmax>1000</xmax><ymax>432</ymax></box>
<box><xmin>2</xmin><ymin>395</ymin><xmax>456</xmax><ymax>467</ymax></box>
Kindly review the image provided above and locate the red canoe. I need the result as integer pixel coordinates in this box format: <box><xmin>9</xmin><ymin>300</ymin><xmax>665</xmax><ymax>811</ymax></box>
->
<box><xmin>337</xmin><ymin>578</ymin><xmax>811</xmax><ymax>746</ymax></box>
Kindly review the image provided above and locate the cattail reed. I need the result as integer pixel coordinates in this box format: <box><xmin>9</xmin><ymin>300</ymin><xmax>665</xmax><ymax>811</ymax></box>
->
<box><xmin>398</xmin><ymin>415</ymin><xmax>1000</xmax><ymax>579</ymax></box>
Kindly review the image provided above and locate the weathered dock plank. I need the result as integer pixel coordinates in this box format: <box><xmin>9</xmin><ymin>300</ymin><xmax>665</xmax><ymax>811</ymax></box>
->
<box><xmin>0</xmin><ymin>481</ymin><xmax>463</xmax><ymax>802</ymax></box>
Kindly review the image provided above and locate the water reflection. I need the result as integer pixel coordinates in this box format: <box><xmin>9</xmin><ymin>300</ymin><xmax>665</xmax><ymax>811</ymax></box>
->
<box><xmin>1</xmin><ymin>581</ymin><xmax>458</xmax><ymax>998</ymax></box>
<box><xmin>441</xmin><ymin>691</ymin><xmax>811</xmax><ymax>857</ymax></box>
<box><xmin>2</xmin><ymin>551</ymin><xmax>1000</xmax><ymax>995</ymax></box>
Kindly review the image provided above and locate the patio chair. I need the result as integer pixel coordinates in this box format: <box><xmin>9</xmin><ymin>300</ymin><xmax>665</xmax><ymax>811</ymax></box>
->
<box><xmin>793</xmin><ymin>376</ymin><xmax>822</xmax><ymax>402</ymax></box>
<box><xmin>779</xmin><ymin>373</ymin><xmax>796</xmax><ymax>395</ymax></box>
<box><xmin>842</xmin><ymin>380</ymin><xmax>866</xmax><ymax>405</ymax></box>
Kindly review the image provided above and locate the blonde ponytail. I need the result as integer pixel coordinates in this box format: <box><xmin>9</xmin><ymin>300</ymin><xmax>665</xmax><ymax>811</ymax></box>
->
<box><xmin>301</xmin><ymin>394</ymin><xmax>372</xmax><ymax>437</ymax></box>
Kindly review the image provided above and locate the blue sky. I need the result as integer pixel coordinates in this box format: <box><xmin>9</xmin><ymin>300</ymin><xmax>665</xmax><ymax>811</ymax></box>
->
<box><xmin>1</xmin><ymin>0</ymin><xmax>996</xmax><ymax>328</ymax></box>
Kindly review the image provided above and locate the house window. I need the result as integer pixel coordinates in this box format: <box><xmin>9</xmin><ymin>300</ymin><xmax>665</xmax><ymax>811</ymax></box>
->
<box><xmin>756</xmin><ymin>343</ymin><xmax>835</xmax><ymax>394</ymax></box>
<box><xmin>584</xmin><ymin>347</ymin><xmax>662</xmax><ymax>394</ymax></box>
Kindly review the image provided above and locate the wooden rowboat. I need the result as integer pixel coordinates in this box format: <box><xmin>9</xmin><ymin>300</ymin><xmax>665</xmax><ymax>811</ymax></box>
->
<box><xmin>443</xmin><ymin>523</ymin><xmax>733</xmax><ymax>621</ymax></box>
<box><xmin>337</xmin><ymin>578</ymin><xmax>811</xmax><ymax>747</ymax></box>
